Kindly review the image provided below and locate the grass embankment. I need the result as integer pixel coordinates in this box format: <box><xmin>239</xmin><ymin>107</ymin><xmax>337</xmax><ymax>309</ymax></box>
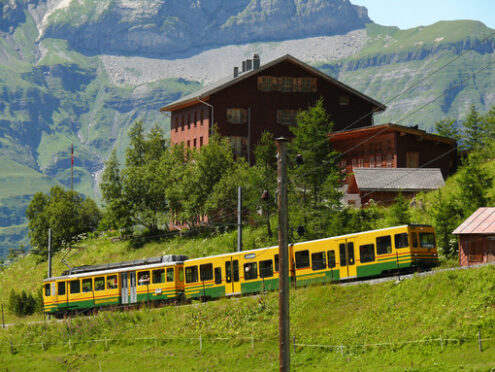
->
<box><xmin>1</xmin><ymin>227</ymin><xmax>495</xmax><ymax>370</ymax></box>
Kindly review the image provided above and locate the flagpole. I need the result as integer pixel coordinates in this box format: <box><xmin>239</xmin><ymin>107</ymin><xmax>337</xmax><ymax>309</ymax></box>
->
<box><xmin>71</xmin><ymin>144</ymin><xmax>74</xmax><ymax>192</ymax></box>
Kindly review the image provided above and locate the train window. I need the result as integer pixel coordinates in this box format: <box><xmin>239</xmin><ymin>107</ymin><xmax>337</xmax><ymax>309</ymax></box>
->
<box><xmin>244</xmin><ymin>262</ymin><xmax>258</xmax><ymax>280</ymax></box>
<box><xmin>153</xmin><ymin>269</ymin><xmax>165</xmax><ymax>284</ymax></box>
<box><xmin>82</xmin><ymin>278</ymin><xmax>92</xmax><ymax>293</ymax></box>
<box><xmin>395</xmin><ymin>233</ymin><xmax>409</xmax><ymax>248</ymax></box>
<box><xmin>200</xmin><ymin>264</ymin><xmax>213</xmax><ymax>282</ymax></box>
<box><xmin>214</xmin><ymin>267</ymin><xmax>222</xmax><ymax>284</ymax></box>
<box><xmin>225</xmin><ymin>262</ymin><xmax>232</xmax><ymax>283</ymax></box>
<box><xmin>311</xmin><ymin>252</ymin><xmax>326</xmax><ymax>270</ymax></box>
<box><xmin>138</xmin><ymin>271</ymin><xmax>150</xmax><ymax>286</ymax></box>
<box><xmin>167</xmin><ymin>268</ymin><xmax>174</xmax><ymax>282</ymax></box>
<box><xmin>347</xmin><ymin>243</ymin><xmax>355</xmax><ymax>265</ymax></box>
<box><xmin>274</xmin><ymin>255</ymin><xmax>279</xmax><ymax>272</ymax></box>
<box><xmin>339</xmin><ymin>243</ymin><xmax>347</xmax><ymax>266</ymax></box>
<box><xmin>44</xmin><ymin>284</ymin><xmax>50</xmax><ymax>296</ymax></box>
<box><xmin>295</xmin><ymin>250</ymin><xmax>310</xmax><ymax>269</ymax></box>
<box><xmin>95</xmin><ymin>277</ymin><xmax>105</xmax><ymax>291</ymax></box>
<box><xmin>107</xmin><ymin>275</ymin><xmax>117</xmax><ymax>289</ymax></box>
<box><xmin>186</xmin><ymin>266</ymin><xmax>198</xmax><ymax>283</ymax></box>
<box><xmin>233</xmin><ymin>260</ymin><xmax>240</xmax><ymax>282</ymax></box>
<box><xmin>419</xmin><ymin>233</ymin><xmax>436</xmax><ymax>248</ymax></box>
<box><xmin>360</xmin><ymin>244</ymin><xmax>375</xmax><ymax>263</ymax></box>
<box><xmin>260</xmin><ymin>260</ymin><xmax>274</xmax><ymax>278</ymax></box>
<box><xmin>327</xmin><ymin>250</ymin><xmax>336</xmax><ymax>268</ymax></box>
<box><xmin>58</xmin><ymin>282</ymin><xmax>66</xmax><ymax>296</ymax></box>
<box><xmin>376</xmin><ymin>236</ymin><xmax>392</xmax><ymax>255</ymax></box>
<box><xmin>70</xmin><ymin>280</ymin><xmax>80</xmax><ymax>294</ymax></box>
<box><xmin>412</xmin><ymin>232</ymin><xmax>418</xmax><ymax>248</ymax></box>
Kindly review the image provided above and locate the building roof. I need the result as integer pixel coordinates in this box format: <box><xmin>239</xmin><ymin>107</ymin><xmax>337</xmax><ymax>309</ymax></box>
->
<box><xmin>353</xmin><ymin>168</ymin><xmax>445</xmax><ymax>192</ymax></box>
<box><xmin>452</xmin><ymin>207</ymin><xmax>495</xmax><ymax>235</ymax></box>
<box><xmin>329</xmin><ymin>123</ymin><xmax>457</xmax><ymax>145</ymax></box>
<box><xmin>160</xmin><ymin>54</ymin><xmax>386</xmax><ymax>112</ymax></box>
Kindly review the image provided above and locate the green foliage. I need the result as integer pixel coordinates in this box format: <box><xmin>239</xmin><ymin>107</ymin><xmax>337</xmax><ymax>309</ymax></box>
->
<box><xmin>431</xmin><ymin>190</ymin><xmax>461</xmax><ymax>258</ymax></box>
<box><xmin>25</xmin><ymin>186</ymin><xmax>101</xmax><ymax>257</ymax></box>
<box><xmin>434</xmin><ymin>118</ymin><xmax>460</xmax><ymax>142</ymax></box>
<box><xmin>8</xmin><ymin>289</ymin><xmax>38</xmax><ymax>317</ymax></box>
<box><xmin>386</xmin><ymin>192</ymin><xmax>411</xmax><ymax>226</ymax></box>
<box><xmin>463</xmin><ymin>105</ymin><xmax>485</xmax><ymax>151</ymax></box>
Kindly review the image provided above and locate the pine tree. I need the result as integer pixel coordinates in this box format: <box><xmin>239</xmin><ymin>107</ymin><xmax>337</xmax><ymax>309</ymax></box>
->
<box><xmin>387</xmin><ymin>192</ymin><xmax>411</xmax><ymax>226</ymax></box>
<box><xmin>463</xmin><ymin>105</ymin><xmax>485</xmax><ymax>151</ymax></box>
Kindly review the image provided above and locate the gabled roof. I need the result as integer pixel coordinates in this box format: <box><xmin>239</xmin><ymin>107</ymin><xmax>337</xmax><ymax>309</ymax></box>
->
<box><xmin>353</xmin><ymin>168</ymin><xmax>445</xmax><ymax>192</ymax></box>
<box><xmin>453</xmin><ymin>207</ymin><xmax>495</xmax><ymax>235</ymax></box>
<box><xmin>160</xmin><ymin>54</ymin><xmax>386</xmax><ymax>112</ymax></box>
<box><xmin>329</xmin><ymin>123</ymin><xmax>457</xmax><ymax>145</ymax></box>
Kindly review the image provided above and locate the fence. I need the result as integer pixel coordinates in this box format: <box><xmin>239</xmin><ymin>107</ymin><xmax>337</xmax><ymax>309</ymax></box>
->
<box><xmin>1</xmin><ymin>331</ymin><xmax>493</xmax><ymax>355</ymax></box>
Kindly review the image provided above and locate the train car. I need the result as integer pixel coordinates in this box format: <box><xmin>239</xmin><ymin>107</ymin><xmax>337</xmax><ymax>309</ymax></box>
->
<box><xmin>43</xmin><ymin>255</ymin><xmax>187</xmax><ymax>316</ymax></box>
<box><xmin>181</xmin><ymin>224</ymin><xmax>437</xmax><ymax>298</ymax></box>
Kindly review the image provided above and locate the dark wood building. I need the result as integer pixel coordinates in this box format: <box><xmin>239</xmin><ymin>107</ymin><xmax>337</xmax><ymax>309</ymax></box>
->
<box><xmin>160</xmin><ymin>54</ymin><xmax>386</xmax><ymax>162</ymax></box>
<box><xmin>453</xmin><ymin>207</ymin><xmax>495</xmax><ymax>267</ymax></box>
<box><xmin>329</xmin><ymin>123</ymin><xmax>457</xmax><ymax>206</ymax></box>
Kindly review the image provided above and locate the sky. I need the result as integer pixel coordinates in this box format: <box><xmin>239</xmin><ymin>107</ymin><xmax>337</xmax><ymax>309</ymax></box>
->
<box><xmin>352</xmin><ymin>0</ymin><xmax>495</xmax><ymax>30</ymax></box>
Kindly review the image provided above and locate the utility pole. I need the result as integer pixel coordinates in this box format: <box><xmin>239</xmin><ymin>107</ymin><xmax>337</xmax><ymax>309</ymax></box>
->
<box><xmin>70</xmin><ymin>144</ymin><xmax>74</xmax><ymax>192</ymax></box>
<box><xmin>276</xmin><ymin>137</ymin><xmax>290</xmax><ymax>372</ymax></box>
<box><xmin>47</xmin><ymin>228</ymin><xmax>52</xmax><ymax>278</ymax></box>
<box><xmin>237</xmin><ymin>186</ymin><xmax>243</xmax><ymax>252</ymax></box>
<box><xmin>1</xmin><ymin>303</ymin><xmax>4</xmax><ymax>329</ymax></box>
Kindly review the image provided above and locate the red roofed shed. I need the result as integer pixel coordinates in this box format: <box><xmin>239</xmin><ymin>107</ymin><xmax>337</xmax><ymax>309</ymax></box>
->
<box><xmin>453</xmin><ymin>208</ymin><xmax>495</xmax><ymax>266</ymax></box>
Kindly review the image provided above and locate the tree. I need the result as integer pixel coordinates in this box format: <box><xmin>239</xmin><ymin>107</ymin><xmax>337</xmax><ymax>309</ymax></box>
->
<box><xmin>435</xmin><ymin>118</ymin><xmax>460</xmax><ymax>141</ymax></box>
<box><xmin>26</xmin><ymin>186</ymin><xmax>101</xmax><ymax>257</ymax></box>
<box><xmin>431</xmin><ymin>190</ymin><xmax>460</xmax><ymax>258</ymax></box>
<box><xmin>463</xmin><ymin>104</ymin><xmax>485</xmax><ymax>151</ymax></box>
<box><xmin>386</xmin><ymin>192</ymin><xmax>411</xmax><ymax>226</ymax></box>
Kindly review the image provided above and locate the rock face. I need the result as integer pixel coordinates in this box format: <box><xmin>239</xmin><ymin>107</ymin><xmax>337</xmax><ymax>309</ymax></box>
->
<box><xmin>41</xmin><ymin>0</ymin><xmax>370</xmax><ymax>57</ymax></box>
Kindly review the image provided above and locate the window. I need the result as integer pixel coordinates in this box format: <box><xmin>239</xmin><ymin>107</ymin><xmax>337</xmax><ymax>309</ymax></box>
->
<box><xmin>406</xmin><ymin>152</ymin><xmax>419</xmax><ymax>168</ymax></box>
<box><xmin>395</xmin><ymin>233</ymin><xmax>409</xmax><ymax>249</ymax></box>
<box><xmin>70</xmin><ymin>280</ymin><xmax>80</xmax><ymax>294</ymax></box>
<box><xmin>358</xmin><ymin>157</ymin><xmax>364</xmax><ymax>167</ymax></box>
<box><xmin>200</xmin><ymin>110</ymin><xmax>204</xmax><ymax>125</ymax></box>
<box><xmin>369</xmin><ymin>155</ymin><xmax>375</xmax><ymax>167</ymax></box>
<box><xmin>347</xmin><ymin>243</ymin><xmax>355</xmax><ymax>265</ymax></box>
<box><xmin>193</xmin><ymin>138</ymin><xmax>197</xmax><ymax>148</ymax></box>
<box><xmin>186</xmin><ymin>266</ymin><xmax>198</xmax><ymax>283</ymax></box>
<box><xmin>200</xmin><ymin>263</ymin><xmax>213</xmax><ymax>282</ymax></box>
<box><xmin>187</xmin><ymin>140</ymin><xmax>190</xmax><ymax>148</ymax></box>
<box><xmin>300</xmin><ymin>77</ymin><xmax>317</xmax><ymax>92</ymax></box>
<box><xmin>153</xmin><ymin>269</ymin><xmax>165</xmax><ymax>284</ymax></box>
<box><xmin>419</xmin><ymin>233</ymin><xmax>436</xmax><ymax>248</ymax></box>
<box><xmin>339</xmin><ymin>95</ymin><xmax>350</xmax><ymax>106</ymax></box>
<box><xmin>339</xmin><ymin>243</ymin><xmax>347</xmax><ymax>266</ymax></box>
<box><xmin>138</xmin><ymin>271</ymin><xmax>150</xmax><ymax>286</ymax></box>
<box><xmin>199</xmin><ymin>136</ymin><xmax>203</xmax><ymax>147</ymax></box>
<box><xmin>45</xmin><ymin>283</ymin><xmax>50</xmax><ymax>296</ymax></box>
<box><xmin>274</xmin><ymin>254</ymin><xmax>279</xmax><ymax>272</ymax></box>
<box><xmin>95</xmin><ymin>277</ymin><xmax>105</xmax><ymax>291</ymax></box>
<box><xmin>386</xmin><ymin>152</ymin><xmax>393</xmax><ymax>167</ymax></box>
<box><xmin>225</xmin><ymin>261</ymin><xmax>232</xmax><ymax>283</ymax></box>
<box><xmin>311</xmin><ymin>252</ymin><xmax>326</xmax><ymax>271</ymax></box>
<box><xmin>181</xmin><ymin>115</ymin><xmax>184</xmax><ymax>131</ymax></box>
<box><xmin>167</xmin><ymin>268</ymin><xmax>174</xmax><ymax>282</ymax></box>
<box><xmin>360</xmin><ymin>244</ymin><xmax>375</xmax><ymax>263</ymax></box>
<box><xmin>280</xmin><ymin>77</ymin><xmax>294</xmax><ymax>92</ymax></box>
<box><xmin>244</xmin><ymin>262</ymin><xmax>258</xmax><ymax>280</ymax></box>
<box><xmin>187</xmin><ymin>114</ymin><xmax>191</xmax><ymax>129</ymax></box>
<box><xmin>295</xmin><ymin>250</ymin><xmax>310</xmax><ymax>269</ymax></box>
<box><xmin>175</xmin><ymin>117</ymin><xmax>179</xmax><ymax>133</ymax></box>
<box><xmin>230</xmin><ymin>136</ymin><xmax>248</xmax><ymax>157</ymax></box>
<box><xmin>58</xmin><ymin>282</ymin><xmax>66</xmax><ymax>296</ymax></box>
<box><xmin>194</xmin><ymin>112</ymin><xmax>197</xmax><ymax>127</ymax></box>
<box><xmin>376</xmin><ymin>236</ymin><xmax>392</xmax><ymax>255</ymax></box>
<box><xmin>215</xmin><ymin>267</ymin><xmax>222</xmax><ymax>284</ymax></box>
<box><xmin>260</xmin><ymin>260</ymin><xmax>274</xmax><ymax>278</ymax></box>
<box><xmin>107</xmin><ymin>275</ymin><xmax>117</xmax><ymax>289</ymax></box>
<box><xmin>327</xmin><ymin>250</ymin><xmax>336</xmax><ymax>268</ymax></box>
<box><xmin>412</xmin><ymin>232</ymin><xmax>418</xmax><ymax>248</ymax></box>
<box><xmin>258</xmin><ymin>76</ymin><xmax>273</xmax><ymax>91</ymax></box>
<box><xmin>276</xmin><ymin>110</ymin><xmax>298</xmax><ymax>125</ymax></box>
<box><xmin>82</xmin><ymin>278</ymin><xmax>92</xmax><ymax>293</ymax></box>
<box><xmin>226</xmin><ymin>108</ymin><xmax>247</xmax><ymax>124</ymax></box>
<box><xmin>376</xmin><ymin>153</ymin><xmax>382</xmax><ymax>167</ymax></box>
<box><xmin>233</xmin><ymin>260</ymin><xmax>240</xmax><ymax>282</ymax></box>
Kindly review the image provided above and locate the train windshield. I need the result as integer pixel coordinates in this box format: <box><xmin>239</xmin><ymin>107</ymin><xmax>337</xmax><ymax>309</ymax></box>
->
<box><xmin>419</xmin><ymin>233</ymin><xmax>436</xmax><ymax>248</ymax></box>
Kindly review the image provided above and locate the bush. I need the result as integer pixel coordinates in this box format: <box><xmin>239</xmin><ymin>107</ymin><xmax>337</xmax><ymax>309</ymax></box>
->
<box><xmin>8</xmin><ymin>289</ymin><xmax>38</xmax><ymax>317</ymax></box>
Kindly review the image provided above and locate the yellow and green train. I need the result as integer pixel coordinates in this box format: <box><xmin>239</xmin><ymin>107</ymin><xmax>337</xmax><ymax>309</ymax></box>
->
<box><xmin>43</xmin><ymin>224</ymin><xmax>437</xmax><ymax>316</ymax></box>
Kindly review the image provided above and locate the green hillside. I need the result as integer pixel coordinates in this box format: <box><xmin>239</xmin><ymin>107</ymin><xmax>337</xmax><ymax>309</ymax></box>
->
<box><xmin>0</xmin><ymin>228</ymin><xmax>494</xmax><ymax>370</ymax></box>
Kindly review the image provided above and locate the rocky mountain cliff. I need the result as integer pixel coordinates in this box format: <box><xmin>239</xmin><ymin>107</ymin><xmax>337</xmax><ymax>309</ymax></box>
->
<box><xmin>0</xmin><ymin>0</ymin><xmax>494</xmax><ymax>257</ymax></box>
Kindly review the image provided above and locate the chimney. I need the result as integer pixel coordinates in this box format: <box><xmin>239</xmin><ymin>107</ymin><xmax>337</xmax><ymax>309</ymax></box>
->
<box><xmin>233</xmin><ymin>66</ymin><xmax>239</xmax><ymax>78</ymax></box>
<box><xmin>242</xmin><ymin>60</ymin><xmax>246</xmax><ymax>72</ymax></box>
<box><xmin>246</xmin><ymin>59</ymin><xmax>252</xmax><ymax>71</ymax></box>
<box><xmin>253</xmin><ymin>54</ymin><xmax>260</xmax><ymax>69</ymax></box>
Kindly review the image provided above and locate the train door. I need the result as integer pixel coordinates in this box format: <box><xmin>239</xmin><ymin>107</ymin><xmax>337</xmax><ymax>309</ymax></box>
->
<box><xmin>129</xmin><ymin>271</ymin><xmax>137</xmax><ymax>303</ymax></box>
<box><xmin>121</xmin><ymin>272</ymin><xmax>128</xmax><ymax>304</ymax></box>
<box><xmin>224</xmin><ymin>257</ymin><xmax>241</xmax><ymax>296</ymax></box>
<box><xmin>338</xmin><ymin>238</ymin><xmax>357</xmax><ymax>279</ymax></box>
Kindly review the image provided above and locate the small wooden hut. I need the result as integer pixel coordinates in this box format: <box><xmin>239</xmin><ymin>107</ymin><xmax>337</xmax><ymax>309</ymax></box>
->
<box><xmin>453</xmin><ymin>207</ymin><xmax>495</xmax><ymax>266</ymax></box>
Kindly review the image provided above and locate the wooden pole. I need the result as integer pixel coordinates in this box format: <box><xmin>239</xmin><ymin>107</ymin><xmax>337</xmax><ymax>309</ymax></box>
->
<box><xmin>276</xmin><ymin>137</ymin><xmax>290</xmax><ymax>372</ymax></box>
<box><xmin>1</xmin><ymin>303</ymin><xmax>4</xmax><ymax>329</ymax></box>
<box><xmin>237</xmin><ymin>187</ymin><xmax>242</xmax><ymax>252</ymax></box>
